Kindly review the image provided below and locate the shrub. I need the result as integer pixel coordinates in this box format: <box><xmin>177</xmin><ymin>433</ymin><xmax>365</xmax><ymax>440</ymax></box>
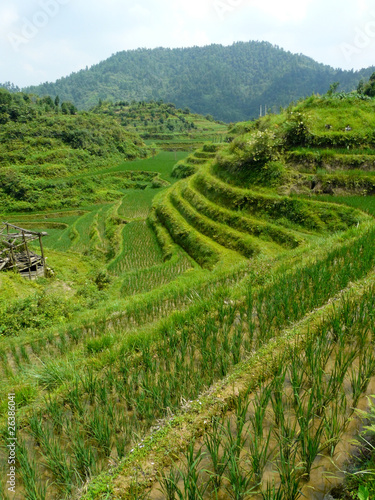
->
<box><xmin>283</xmin><ymin>111</ymin><xmax>310</xmax><ymax>146</ymax></box>
<box><xmin>218</xmin><ymin>129</ymin><xmax>281</xmax><ymax>174</ymax></box>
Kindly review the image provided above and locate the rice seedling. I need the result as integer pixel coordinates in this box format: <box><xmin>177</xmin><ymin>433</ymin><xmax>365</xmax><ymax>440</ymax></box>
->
<box><xmin>80</xmin><ymin>367</ymin><xmax>99</xmax><ymax>404</ymax></box>
<box><xmin>44</xmin><ymin>395</ymin><xmax>64</xmax><ymax>433</ymax></box>
<box><xmin>261</xmin><ymin>482</ymin><xmax>285</xmax><ymax>500</ymax></box>
<box><xmin>323</xmin><ymin>395</ymin><xmax>348</xmax><ymax>457</ymax></box>
<box><xmin>84</xmin><ymin>408</ymin><xmax>113</xmax><ymax>457</ymax></box>
<box><xmin>179</xmin><ymin>442</ymin><xmax>208</xmax><ymax>500</ymax></box>
<box><xmin>246</xmin><ymin>427</ymin><xmax>272</xmax><ymax>483</ymax></box>
<box><xmin>10</xmin><ymin>344</ymin><xmax>21</xmax><ymax>367</ymax></box>
<box><xmin>274</xmin><ymin>444</ymin><xmax>303</xmax><ymax>500</ymax></box>
<box><xmin>70</xmin><ymin>427</ymin><xmax>96</xmax><ymax>481</ymax></box>
<box><xmin>41</xmin><ymin>433</ymin><xmax>73</xmax><ymax>493</ymax></box>
<box><xmin>18</xmin><ymin>441</ymin><xmax>47</xmax><ymax>500</ymax></box>
<box><xmin>29</xmin><ymin>411</ymin><xmax>45</xmax><ymax>446</ymax></box>
<box><xmin>203</xmin><ymin>417</ymin><xmax>228</xmax><ymax>490</ymax></box>
<box><xmin>350</xmin><ymin>350</ymin><xmax>375</xmax><ymax>408</ymax></box>
<box><xmin>249</xmin><ymin>383</ymin><xmax>273</xmax><ymax>438</ymax></box>
<box><xmin>288</xmin><ymin>355</ymin><xmax>305</xmax><ymax>411</ymax></box>
<box><xmin>224</xmin><ymin>449</ymin><xmax>258</xmax><ymax>500</ymax></box>
<box><xmin>65</xmin><ymin>379</ymin><xmax>84</xmax><ymax>416</ymax></box>
<box><xmin>115</xmin><ymin>427</ymin><xmax>130</xmax><ymax>460</ymax></box>
<box><xmin>19</xmin><ymin>344</ymin><xmax>30</xmax><ymax>363</ymax></box>
<box><xmin>158</xmin><ymin>468</ymin><xmax>183</xmax><ymax>500</ymax></box>
<box><xmin>297</xmin><ymin>417</ymin><xmax>326</xmax><ymax>481</ymax></box>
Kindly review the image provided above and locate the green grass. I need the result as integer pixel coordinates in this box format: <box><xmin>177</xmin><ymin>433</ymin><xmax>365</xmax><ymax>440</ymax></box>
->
<box><xmin>306</xmin><ymin>194</ymin><xmax>375</xmax><ymax>217</ymax></box>
<box><xmin>116</xmin><ymin>150</ymin><xmax>188</xmax><ymax>183</ymax></box>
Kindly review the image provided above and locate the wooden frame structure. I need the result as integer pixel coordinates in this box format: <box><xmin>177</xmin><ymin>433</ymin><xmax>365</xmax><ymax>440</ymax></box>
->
<box><xmin>0</xmin><ymin>223</ymin><xmax>48</xmax><ymax>279</ymax></box>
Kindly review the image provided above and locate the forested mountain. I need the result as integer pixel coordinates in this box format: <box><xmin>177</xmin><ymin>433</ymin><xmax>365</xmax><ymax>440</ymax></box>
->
<box><xmin>25</xmin><ymin>41</ymin><xmax>375</xmax><ymax>122</ymax></box>
<box><xmin>26</xmin><ymin>42</ymin><xmax>374</xmax><ymax>122</ymax></box>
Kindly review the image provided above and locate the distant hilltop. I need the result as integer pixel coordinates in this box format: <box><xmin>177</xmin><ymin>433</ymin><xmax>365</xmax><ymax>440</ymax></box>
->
<box><xmin>24</xmin><ymin>41</ymin><xmax>375</xmax><ymax>122</ymax></box>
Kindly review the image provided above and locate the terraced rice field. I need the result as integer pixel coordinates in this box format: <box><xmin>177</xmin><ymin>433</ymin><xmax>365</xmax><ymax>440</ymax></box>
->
<box><xmin>2</xmin><ymin>96</ymin><xmax>375</xmax><ymax>500</ymax></box>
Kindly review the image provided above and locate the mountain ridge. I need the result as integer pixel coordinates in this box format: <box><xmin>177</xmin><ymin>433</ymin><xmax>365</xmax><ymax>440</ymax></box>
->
<box><xmin>23</xmin><ymin>41</ymin><xmax>375</xmax><ymax>121</ymax></box>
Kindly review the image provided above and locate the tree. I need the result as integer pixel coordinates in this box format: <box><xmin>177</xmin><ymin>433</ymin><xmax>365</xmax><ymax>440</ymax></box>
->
<box><xmin>363</xmin><ymin>72</ymin><xmax>375</xmax><ymax>97</ymax></box>
<box><xmin>327</xmin><ymin>82</ymin><xmax>340</xmax><ymax>96</ymax></box>
<box><xmin>55</xmin><ymin>95</ymin><xmax>60</xmax><ymax>107</ymax></box>
<box><xmin>42</xmin><ymin>96</ymin><xmax>54</xmax><ymax>109</ymax></box>
<box><xmin>61</xmin><ymin>101</ymin><xmax>77</xmax><ymax>115</ymax></box>
<box><xmin>357</xmin><ymin>79</ymin><xmax>365</xmax><ymax>94</ymax></box>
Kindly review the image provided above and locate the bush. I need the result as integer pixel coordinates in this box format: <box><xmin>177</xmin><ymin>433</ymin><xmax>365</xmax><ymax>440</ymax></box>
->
<box><xmin>218</xmin><ymin>129</ymin><xmax>281</xmax><ymax>173</ymax></box>
<box><xmin>171</xmin><ymin>161</ymin><xmax>197</xmax><ymax>178</ymax></box>
<box><xmin>283</xmin><ymin>111</ymin><xmax>310</xmax><ymax>146</ymax></box>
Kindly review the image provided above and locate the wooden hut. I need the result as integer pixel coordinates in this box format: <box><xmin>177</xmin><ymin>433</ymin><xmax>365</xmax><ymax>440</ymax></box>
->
<box><xmin>0</xmin><ymin>223</ymin><xmax>48</xmax><ymax>279</ymax></box>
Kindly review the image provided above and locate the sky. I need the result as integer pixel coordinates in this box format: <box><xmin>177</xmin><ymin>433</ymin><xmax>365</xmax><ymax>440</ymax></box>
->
<box><xmin>0</xmin><ymin>0</ymin><xmax>375</xmax><ymax>88</ymax></box>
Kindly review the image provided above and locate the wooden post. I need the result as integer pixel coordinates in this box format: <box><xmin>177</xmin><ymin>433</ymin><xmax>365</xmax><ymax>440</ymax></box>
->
<box><xmin>39</xmin><ymin>234</ymin><xmax>46</xmax><ymax>277</ymax></box>
<box><xmin>9</xmin><ymin>243</ymin><xmax>16</xmax><ymax>271</ymax></box>
<box><xmin>22</xmin><ymin>230</ymin><xmax>32</xmax><ymax>280</ymax></box>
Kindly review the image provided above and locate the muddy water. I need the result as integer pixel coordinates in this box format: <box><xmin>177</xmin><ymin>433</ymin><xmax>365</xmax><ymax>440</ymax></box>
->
<box><xmin>301</xmin><ymin>376</ymin><xmax>375</xmax><ymax>500</ymax></box>
<box><xmin>149</xmin><ymin>352</ymin><xmax>375</xmax><ymax>500</ymax></box>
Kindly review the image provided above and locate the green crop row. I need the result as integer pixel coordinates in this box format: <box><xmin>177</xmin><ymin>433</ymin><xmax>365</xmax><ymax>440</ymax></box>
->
<box><xmin>184</xmin><ymin>176</ymin><xmax>301</xmax><ymax>248</ymax></box>
<box><xmin>169</xmin><ymin>183</ymin><xmax>263</xmax><ymax>259</ymax></box>
<box><xmin>195</xmin><ymin>165</ymin><xmax>363</xmax><ymax>232</ymax></box>
<box><xmin>154</xmin><ymin>189</ymin><xmax>226</xmax><ymax>269</ymax></box>
<box><xmin>80</xmin><ymin>221</ymin><xmax>375</xmax><ymax>499</ymax></box>
<box><xmin>3</xmin><ymin>219</ymin><xmax>375</xmax><ymax>499</ymax></box>
<box><xmin>152</xmin><ymin>281</ymin><xmax>375</xmax><ymax>499</ymax></box>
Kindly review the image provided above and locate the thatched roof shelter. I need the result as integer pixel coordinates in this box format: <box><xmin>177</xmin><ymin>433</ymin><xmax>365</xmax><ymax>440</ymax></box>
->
<box><xmin>0</xmin><ymin>223</ymin><xmax>48</xmax><ymax>279</ymax></box>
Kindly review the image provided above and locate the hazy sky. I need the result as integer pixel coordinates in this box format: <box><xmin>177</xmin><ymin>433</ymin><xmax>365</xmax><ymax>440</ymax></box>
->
<box><xmin>1</xmin><ymin>0</ymin><xmax>375</xmax><ymax>88</ymax></box>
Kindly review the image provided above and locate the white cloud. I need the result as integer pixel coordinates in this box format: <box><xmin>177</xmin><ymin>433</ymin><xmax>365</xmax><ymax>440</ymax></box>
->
<box><xmin>129</xmin><ymin>4</ymin><xmax>152</xmax><ymax>19</ymax></box>
<box><xmin>250</xmin><ymin>0</ymin><xmax>314</xmax><ymax>23</ymax></box>
<box><xmin>176</xmin><ymin>0</ymin><xmax>212</xmax><ymax>20</ymax></box>
<box><xmin>0</xmin><ymin>5</ymin><xmax>19</xmax><ymax>36</ymax></box>
<box><xmin>0</xmin><ymin>0</ymin><xmax>374</xmax><ymax>87</ymax></box>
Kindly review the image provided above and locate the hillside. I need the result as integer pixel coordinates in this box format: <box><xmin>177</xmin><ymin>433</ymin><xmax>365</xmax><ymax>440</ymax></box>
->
<box><xmin>0</xmin><ymin>88</ymin><xmax>148</xmax><ymax>213</ymax></box>
<box><xmin>92</xmin><ymin>99</ymin><xmax>228</xmax><ymax>150</ymax></box>
<box><xmin>1</xmin><ymin>89</ymin><xmax>375</xmax><ymax>499</ymax></box>
<box><xmin>24</xmin><ymin>41</ymin><xmax>375</xmax><ymax>122</ymax></box>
